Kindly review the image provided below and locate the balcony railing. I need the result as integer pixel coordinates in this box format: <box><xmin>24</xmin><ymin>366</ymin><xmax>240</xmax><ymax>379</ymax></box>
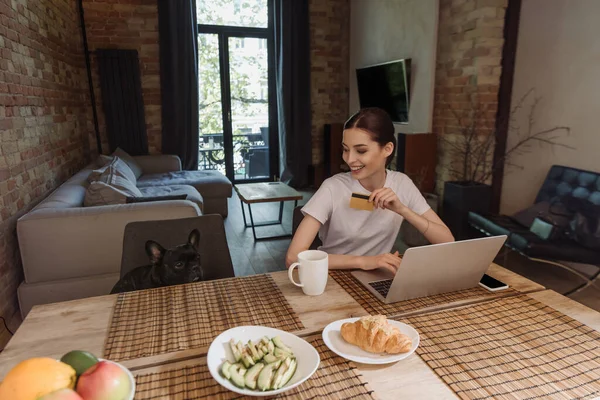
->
<box><xmin>198</xmin><ymin>132</ymin><xmax>267</xmax><ymax>178</ymax></box>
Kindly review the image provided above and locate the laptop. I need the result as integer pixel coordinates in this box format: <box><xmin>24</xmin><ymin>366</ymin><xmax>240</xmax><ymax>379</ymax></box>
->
<box><xmin>351</xmin><ymin>235</ymin><xmax>507</xmax><ymax>303</ymax></box>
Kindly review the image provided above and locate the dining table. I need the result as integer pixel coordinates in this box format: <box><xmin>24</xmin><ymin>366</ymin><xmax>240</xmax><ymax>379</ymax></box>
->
<box><xmin>1</xmin><ymin>263</ymin><xmax>599</xmax><ymax>399</ymax></box>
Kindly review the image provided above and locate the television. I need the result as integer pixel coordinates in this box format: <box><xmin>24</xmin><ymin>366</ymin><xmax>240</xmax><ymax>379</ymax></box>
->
<box><xmin>356</xmin><ymin>58</ymin><xmax>411</xmax><ymax>124</ymax></box>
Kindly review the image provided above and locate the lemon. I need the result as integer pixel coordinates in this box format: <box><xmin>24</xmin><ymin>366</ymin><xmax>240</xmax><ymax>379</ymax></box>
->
<box><xmin>0</xmin><ymin>357</ymin><xmax>76</xmax><ymax>400</ymax></box>
<box><xmin>60</xmin><ymin>350</ymin><xmax>99</xmax><ymax>376</ymax></box>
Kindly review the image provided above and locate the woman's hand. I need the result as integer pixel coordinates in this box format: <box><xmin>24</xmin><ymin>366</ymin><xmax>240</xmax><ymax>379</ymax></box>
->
<box><xmin>360</xmin><ymin>251</ymin><xmax>402</xmax><ymax>275</ymax></box>
<box><xmin>369</xmin><ymin>187</ymin><xmax>406</xmax><ymax>215</ymax></box>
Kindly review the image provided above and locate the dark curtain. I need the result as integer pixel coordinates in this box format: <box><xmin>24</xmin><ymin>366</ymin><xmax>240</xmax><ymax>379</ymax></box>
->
<box><xmin>274</xmin><ymin>0</ymin><xmax>311</xmax><ymax>188</ymax></box>
<box><xmin>157</xmin><ymin>0</ymin><xmax>199</xmax><ymax>170</ymax></box>
<box><xmin>96</xmin><ymin>49</ymin><xmax>148</xmax><ymax>155</ymax></box>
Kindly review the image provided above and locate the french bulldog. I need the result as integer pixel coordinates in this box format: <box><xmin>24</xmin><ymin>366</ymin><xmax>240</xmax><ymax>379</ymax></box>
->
<box><xmin>110</xmin><ymin>229</ymin><xmax>203</xmax><ymax>294</ymax></box>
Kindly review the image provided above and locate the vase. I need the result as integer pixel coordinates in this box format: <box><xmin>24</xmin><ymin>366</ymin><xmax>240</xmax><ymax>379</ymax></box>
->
<box><xmin>442</xmin><ymin>181</ymin><xmax>492</xmax><ymax>240</ymax></box>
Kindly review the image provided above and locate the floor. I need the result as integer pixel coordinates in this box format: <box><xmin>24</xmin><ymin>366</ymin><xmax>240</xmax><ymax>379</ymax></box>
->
<box><xmin>224</xmin><ymin>188</ymin><xmax>600</xmax><ymax>312</ymax></box>
<box><xmin>224</xmin><ymin>188</ymin><xmax>313</xmax><ymax>277</ymax></box>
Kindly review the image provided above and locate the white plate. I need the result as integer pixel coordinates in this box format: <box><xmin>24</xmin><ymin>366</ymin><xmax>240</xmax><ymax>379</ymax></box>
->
<box><xmin>322</xmin><ymin>318</ymin><xmax>420</xmax><ymax>364</ymax></box>
<box><xmin>207</xmin><ymin>326</ymin><xmax>320</xmax><ymax>397</ymax></box>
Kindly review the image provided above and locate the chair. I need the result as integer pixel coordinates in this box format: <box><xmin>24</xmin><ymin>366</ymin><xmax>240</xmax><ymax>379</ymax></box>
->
<box><xmin>120</xmin><ymin>215</ymin><xmax>235</xmax><ymax>281</ymax></box>
<box><xmin>292</xmin><ymin>206</ymin><xmax>322</xmax><ymax>250</ymax></box>
<box><xmin>468</xmin><ymin>165</ymin><xmax>600</xmax><ymax>296</ymax></box>
<box><xmin>245</xmin><ymin>147</ymin><xmax>269</xmax><ymax>178</ymax></box>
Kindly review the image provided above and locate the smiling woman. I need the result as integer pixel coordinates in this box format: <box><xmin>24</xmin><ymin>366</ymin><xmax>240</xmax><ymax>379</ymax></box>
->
<box><xmin>286</xmin><ymin>108</ymin><xmax>454</xmax><ymax>274</ymax></box>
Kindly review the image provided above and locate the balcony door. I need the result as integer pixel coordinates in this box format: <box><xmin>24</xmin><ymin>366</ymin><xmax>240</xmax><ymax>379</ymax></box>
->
<box><xmin>196</xmin><ymin>0</ymin><xmax>276</xmax><ymax>182</ymax></box>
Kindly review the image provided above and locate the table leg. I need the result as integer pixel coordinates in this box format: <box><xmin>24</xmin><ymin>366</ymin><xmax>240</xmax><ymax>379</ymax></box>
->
<box><xmin>278</xmin><ymin>201</ymin><xmax>284</xmax><ymax>224</ymax></box>
<box><xmin>239</xmin><ymin>200</ymin><xmax>299</xmax><ymax>241</ymax></box>
<box><xmin>247</xmin><ymin>203</ymin><xmax>258</xmax><ymax>241</ymax></box>
<box><xmin>240</xmin><ymin>200</ymin><xmax>248</xmax><ymax>227</ymax></box>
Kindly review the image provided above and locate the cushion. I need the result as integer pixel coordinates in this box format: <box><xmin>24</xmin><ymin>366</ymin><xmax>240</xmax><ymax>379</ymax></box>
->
<box><xmin>138</xmin><ymin>185</ymin><xmax>204</xmax><ymax>212</ymax></box>
<box><xmin>113</xmin><ymin>147</ymin><xmax>144</xmax><ymax>179</ymax></box>
<box><xmin>136</xmin><ymin>170</ymin><xmax>232</xmax><ymax>199</ymax></box>
<box><xmin>84</xmin><ymin>158</ymin><xmax>142</xmax><ymax>206</ymax></box>
<box><xmin>84</xmin><ymin>181</ymin><xmax>137</xmax><ymax>206</ymax></box>
<box><xmin>126</xmin><ymin>195</ymin><xmax>187</xmax><ymax>203</ymax></box>
<box><xmin>89</xmin><ymin>156</ymin><xmax>137</xmax><ymax>184</ymax></box>
<box><xmin>95</xmin><ymin>154</ymin><xmax>114</xmax><ymax>168</ymax></box>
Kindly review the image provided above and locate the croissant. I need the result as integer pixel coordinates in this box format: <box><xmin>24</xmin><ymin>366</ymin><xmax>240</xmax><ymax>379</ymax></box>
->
<box><xmin>340</xmin><ymin>315</ymin><xmax>412</xmax><ymax>354</ymax></box>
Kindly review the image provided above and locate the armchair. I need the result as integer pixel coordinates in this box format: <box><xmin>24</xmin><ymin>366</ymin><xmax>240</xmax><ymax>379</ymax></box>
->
<box><xmin>468</xmin><ymin>165</ymin><xmax>600</xmax><ymax>296</ymax></box>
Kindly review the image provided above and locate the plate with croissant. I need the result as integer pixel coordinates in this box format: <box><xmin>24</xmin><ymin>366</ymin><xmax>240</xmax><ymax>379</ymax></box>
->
<box><xmin>322</xmin><ymin>315</ymin><xmax>419</xmax><ymax>364</ymax></box>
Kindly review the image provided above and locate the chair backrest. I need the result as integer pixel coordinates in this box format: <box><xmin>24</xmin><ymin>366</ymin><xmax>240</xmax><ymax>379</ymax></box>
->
<box><xmin>536</xmin><ymin>165</ymin><xmax>600</xmax><ymax>206</ymax></box>
<box><xmin>120</xmin><ymin>215</ymin><xmax>234</xmax><ymax>280</ymax></box>
<box><xmin>247</xmin><ymin>147</ymin><xmax>269</xmax><ymax>178</ymax></box>
<box><xmin>292</xmin><ymin>206</ymin><xmax>322</xmax><ymax>250</ymax></box>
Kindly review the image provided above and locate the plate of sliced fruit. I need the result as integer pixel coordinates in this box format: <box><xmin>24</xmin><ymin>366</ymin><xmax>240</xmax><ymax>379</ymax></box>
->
<box><xmin>207</xmin><ymin>326</ymin><xmax>320</xmax><ymax>397</ymax></box>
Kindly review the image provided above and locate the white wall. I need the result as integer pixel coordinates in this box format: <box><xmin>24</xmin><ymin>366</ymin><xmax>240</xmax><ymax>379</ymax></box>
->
<box><xmin>349</xmin><ymin>0</ymin><xmax>438</xmax><ymax>134</ymax></box>
<box><xmin>500</xmin><ymin>0</ymin><xmax>600</xmax><ymax>214</ymax></box>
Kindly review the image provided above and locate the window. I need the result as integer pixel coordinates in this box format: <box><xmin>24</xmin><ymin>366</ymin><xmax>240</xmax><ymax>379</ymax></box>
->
<box><xmin>197</xmin><ymin>0</ymin><xmax>275</xmax><ymax>182</ymax></box>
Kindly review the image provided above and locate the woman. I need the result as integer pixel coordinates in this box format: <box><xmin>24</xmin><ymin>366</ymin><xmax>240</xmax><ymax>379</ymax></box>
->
<box><xmin>286</xmin><ymin>107</ymin><xmax>454</xmax><ymax>274</ymax></box>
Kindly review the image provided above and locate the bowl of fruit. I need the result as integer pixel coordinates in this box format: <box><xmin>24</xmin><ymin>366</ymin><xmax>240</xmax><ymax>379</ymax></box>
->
<box><xmin>0</xmin><ymin>350</ymin><xmax>135</xmax><ymax>400</ymax></box>
<box><xmin>207</xmin><ymin>326</ymin><xmax>320</xmax><ymax>397</ymax></box>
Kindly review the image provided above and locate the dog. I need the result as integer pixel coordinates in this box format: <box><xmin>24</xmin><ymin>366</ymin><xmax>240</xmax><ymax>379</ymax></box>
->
<box><xmin>111</xmin><ymin>229</ymin><xmax>203</xmax><ymax>294</ymax></box>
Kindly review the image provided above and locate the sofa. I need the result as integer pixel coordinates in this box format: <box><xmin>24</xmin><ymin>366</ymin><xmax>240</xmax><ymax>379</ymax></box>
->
<box><xmin>16</xmin><ymin>153</ymin><xmax>233</xmax><ymax>317</ymax></box>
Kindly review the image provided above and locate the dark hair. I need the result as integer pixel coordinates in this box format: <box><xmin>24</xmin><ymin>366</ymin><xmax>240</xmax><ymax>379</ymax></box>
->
<box><xmin>344</xmin><ymin>107</ymin><xmax>396</xmax><ymax>166</ymax></box>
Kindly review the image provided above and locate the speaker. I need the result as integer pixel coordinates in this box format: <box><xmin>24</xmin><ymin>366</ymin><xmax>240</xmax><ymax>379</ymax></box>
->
<box><xmin>324</xmin><ymin>123</ymin><xmax>345</xmax><ymax>178</ymax></box>
<box><xmin>395</xmin><ymin>133</ymin><xmax>437</xmax><ymax>193</ymax></box>
<box><xmin>312</xmin><ymin>123</ymin><xmax>345</xmax><ymax>188</ymax></box>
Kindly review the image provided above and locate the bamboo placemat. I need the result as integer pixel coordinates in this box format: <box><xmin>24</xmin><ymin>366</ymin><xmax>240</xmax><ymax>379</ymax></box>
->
<box><xmin>134</xmin><ymin>336</ymin><xmax>377</xmax><ymax>399</ymax></box>
<box><xmin>329</xmin><ymin>270</ymin><xmax>517</xmax><ymax>316</ymax></box>
<box><xmin>404</xmin><ymin>295</ymin><xmax>600</xmax><ymax>400</ymax></box>
<box><xmin>105</xmin><ymin>274</ymin><xmax>304</xmax><ymax>362</ymax></box>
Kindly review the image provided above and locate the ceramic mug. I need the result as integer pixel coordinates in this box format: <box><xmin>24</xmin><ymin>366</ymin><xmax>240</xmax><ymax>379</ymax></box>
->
<box><xmin>288</xmin><ymin>250</ymin><xmax>328</xmax><ymax>296</ymax></box>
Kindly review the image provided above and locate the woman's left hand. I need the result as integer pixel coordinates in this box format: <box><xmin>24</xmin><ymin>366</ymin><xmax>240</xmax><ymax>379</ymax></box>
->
<box><xmin>369</xmin><ymin>187</ymin><xmax>406</xmax><ymax>215</ymax></box>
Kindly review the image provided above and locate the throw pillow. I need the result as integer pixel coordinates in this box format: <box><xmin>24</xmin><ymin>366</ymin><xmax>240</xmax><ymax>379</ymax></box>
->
<box><xmin>113</xmin><ymin>147</ymin><xmax>144</xmax><ymax>179</ymax></box>
<box><xmin>88</xmin><ymin>156</ymin><xmax>137</xmax><ymax>185</ymax></box>
<box><xmin>125</xmin><ymin>195</ymin><xmax>188</xmax><ymax>203</ymax></box>
<box><xmin>95</xmin><ymin>154</ymin><xmax>114</xmax><ymax>168</ymax></box>
<box><xmin>84</xmin><ymin>181</ymin><xmax>135</xmax><ymax>206</ymax></box>
<box><xmin>95</xmin><ymin>158</ymin><xmax>141</xmax><ymax>195</ymax></box>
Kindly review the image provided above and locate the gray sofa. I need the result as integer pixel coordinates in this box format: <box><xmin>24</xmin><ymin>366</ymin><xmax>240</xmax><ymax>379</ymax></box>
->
<box><xmin>16</xmin><ymin>154</ymin><xmax>232</xmax><ymax>317</ymax></box>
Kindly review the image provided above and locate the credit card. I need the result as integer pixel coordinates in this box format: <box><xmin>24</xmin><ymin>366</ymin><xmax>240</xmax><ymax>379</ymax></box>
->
<box><xmin>349</xmin><ymin>192</ymin><xmax>374</xmax><ymax>211</ymax></box>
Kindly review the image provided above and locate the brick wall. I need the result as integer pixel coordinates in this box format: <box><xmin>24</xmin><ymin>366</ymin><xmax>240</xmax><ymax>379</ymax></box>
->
<box><xmin>433</xmin><ymin>0</ymin><xmax>507</xmax><ymax>190</ymax></box>
<box><xmin>309</xmin><ymin>0</ymin><xmax>350</xmax><ymax>166</ymax></box>
<box><xmin>82</xmin><ymin>0</ymin><xmax>348</xmax><ymax>165</ymax></box>
<box><xmin>82</xmin><ymin>0</ymin><xmax>161</xmax><ymax>154</ymax></box>
<box><xmin>0</xmin><ymin>0</ymin><xmax>91</xmax><ymax>321</ymax></box>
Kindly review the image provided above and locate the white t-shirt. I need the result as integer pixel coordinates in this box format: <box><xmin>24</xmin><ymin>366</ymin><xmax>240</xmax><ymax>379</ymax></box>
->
<box><xmin>301</xmin><ymin>170</ymin><xmax>430</xmax><ymax>256</ymax></box>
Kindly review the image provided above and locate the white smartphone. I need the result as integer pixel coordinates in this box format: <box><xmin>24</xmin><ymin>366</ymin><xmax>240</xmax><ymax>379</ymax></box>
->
<box><xmin>479</xmin><ymin>274</ymin><xmax>509</xmax><ymax>291</ymax></box>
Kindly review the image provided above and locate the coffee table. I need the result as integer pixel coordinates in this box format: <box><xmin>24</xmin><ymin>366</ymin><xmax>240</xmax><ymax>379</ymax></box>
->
<box><xmin>234</xmin><ymin>182</ymin><xmax>303</xmax><ymax>241</ymax></box>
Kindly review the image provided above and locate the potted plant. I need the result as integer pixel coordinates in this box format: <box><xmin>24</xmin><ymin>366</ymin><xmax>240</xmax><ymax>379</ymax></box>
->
<box><xmin>439</xmin><ymin>89</ymin><xmax>573</xmax><ymax>239</ymax></box>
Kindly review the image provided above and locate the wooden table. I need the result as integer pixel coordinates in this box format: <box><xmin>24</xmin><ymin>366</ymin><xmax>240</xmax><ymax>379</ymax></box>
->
<box><xmin>0</xmin><ymin>264</ymin><xmax>542</xmax><ymax>380</ymax></box>
<box><xmin>14</xmin><ymin>288</ymin><xmax>595</xmax><ymax>400</ymax></box>
<box><xmin>234</xmin><ymin>182</ymin><xmax>303</xmax><ymax>241</ymax></box>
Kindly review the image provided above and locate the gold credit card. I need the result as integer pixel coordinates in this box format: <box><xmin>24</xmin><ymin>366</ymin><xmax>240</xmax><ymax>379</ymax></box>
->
<box><xmin>349</xmin><ymin>192</ymin><xmax>374</xmax><ymax>211</ymax></box>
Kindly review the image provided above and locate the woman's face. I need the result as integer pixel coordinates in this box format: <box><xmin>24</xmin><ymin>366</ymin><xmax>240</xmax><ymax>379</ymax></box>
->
<box><xmin>342</xmin><ymin>127</ymin><xmax>393</xmax><ymax>180</ymax></box>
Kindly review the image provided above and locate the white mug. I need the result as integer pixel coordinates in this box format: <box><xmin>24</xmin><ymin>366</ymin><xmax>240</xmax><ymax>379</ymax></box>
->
<box><xmin>288</xmin><ymin>250</ymin><xmax>328</xmax><ymax>296</ymax></box>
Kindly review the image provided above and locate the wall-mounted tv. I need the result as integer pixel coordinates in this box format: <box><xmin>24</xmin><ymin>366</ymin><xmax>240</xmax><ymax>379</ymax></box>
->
<box><xmin>356</xmin><ymin>58</ymin><xmax>411</xmax><ymax>124</ymax></box>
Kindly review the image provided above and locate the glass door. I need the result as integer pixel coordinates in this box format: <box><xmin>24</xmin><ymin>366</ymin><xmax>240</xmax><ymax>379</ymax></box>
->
<box><xmin>229</xmin><ymin>36</ymin><xmax>270</xmax><ymax>180</ymax></box>
<box><xmin>196</xmin><ymin>0</ymin><xmax>275</xmax><ymax>183</ymax></box>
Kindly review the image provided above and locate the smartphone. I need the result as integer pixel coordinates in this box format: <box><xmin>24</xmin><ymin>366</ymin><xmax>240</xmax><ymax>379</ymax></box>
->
<box><xmin>479</xmin><ymin>274</ymin><xmax>509</xmax><ymax>291</ymax></box>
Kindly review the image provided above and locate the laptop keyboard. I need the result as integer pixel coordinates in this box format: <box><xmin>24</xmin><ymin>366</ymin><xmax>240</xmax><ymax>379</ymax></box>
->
<box><xmin>368</xmin><ymin>279</ymin><xmax>394</xmax><ymax>298</ymax></box>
